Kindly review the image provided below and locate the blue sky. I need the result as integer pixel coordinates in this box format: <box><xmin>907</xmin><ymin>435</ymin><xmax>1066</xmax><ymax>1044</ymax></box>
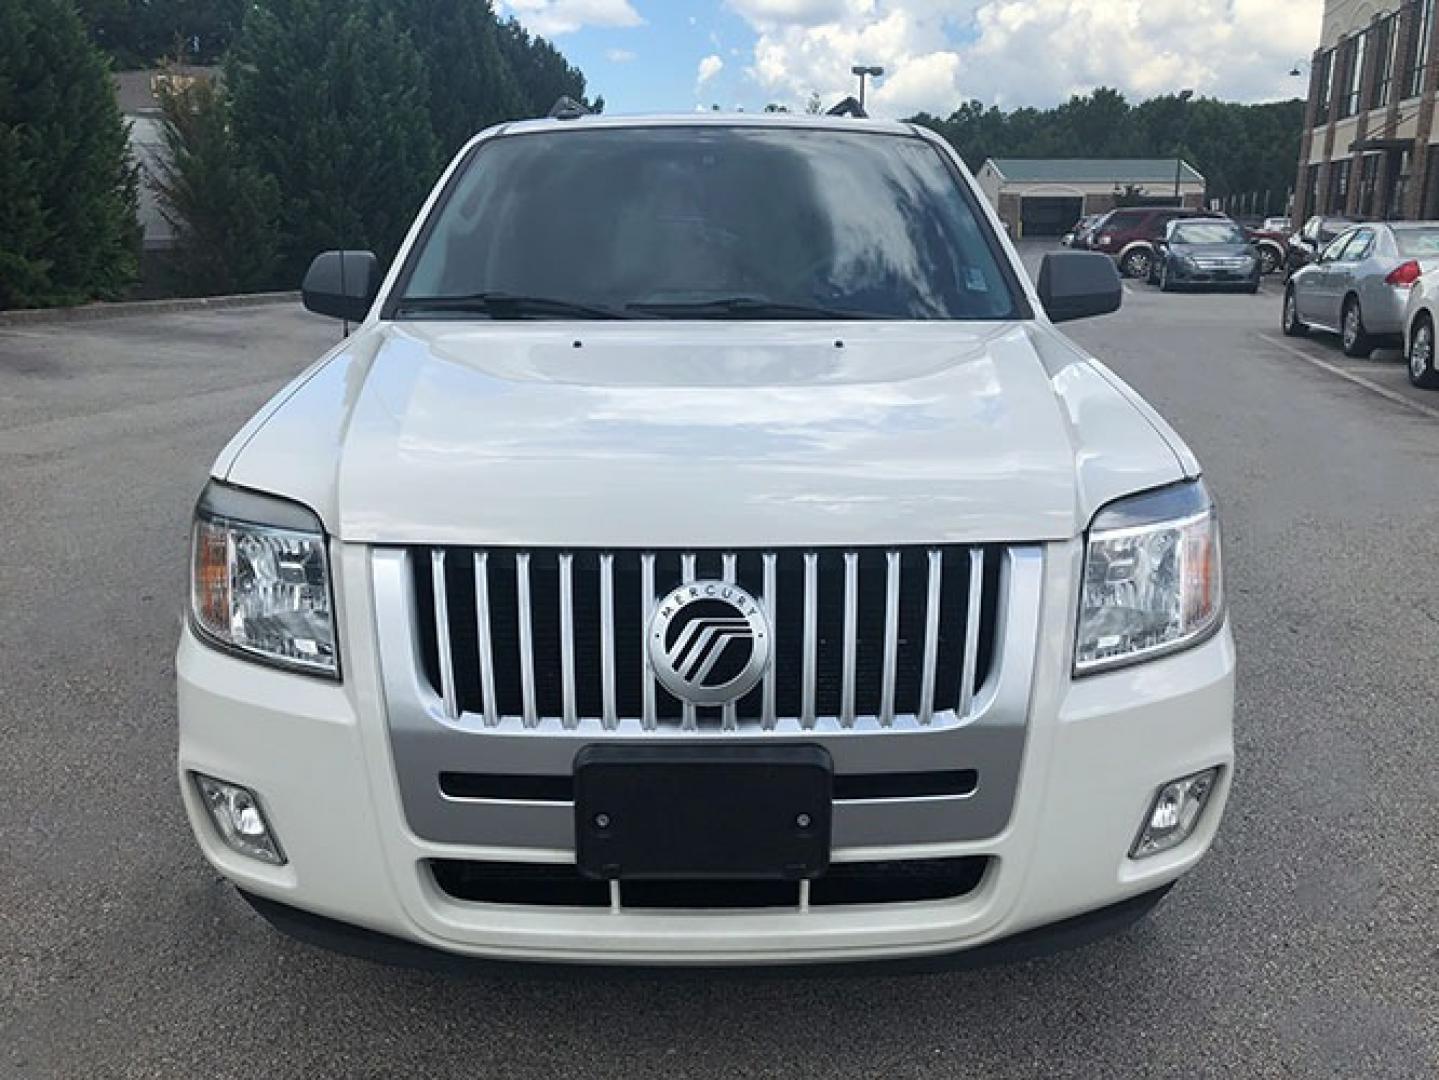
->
<box><xmin>502</xmin><ymin>0</ymin><xmax>1322</xmax><ymax>117</ymax></box>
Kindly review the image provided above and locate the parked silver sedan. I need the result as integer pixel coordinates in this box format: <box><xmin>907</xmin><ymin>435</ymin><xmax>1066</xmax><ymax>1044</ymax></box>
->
<box><xmin>1281</xmin><ymin>222</ymin><xmax>1439</xmax><ymax>357</ymax></box>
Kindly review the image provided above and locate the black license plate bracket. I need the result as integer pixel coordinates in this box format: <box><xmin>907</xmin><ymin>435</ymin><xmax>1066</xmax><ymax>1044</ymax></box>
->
<box><xmin>574</xmin><ymin>745</ymin><xmax>832</xmax><ymax>881</ymax></box>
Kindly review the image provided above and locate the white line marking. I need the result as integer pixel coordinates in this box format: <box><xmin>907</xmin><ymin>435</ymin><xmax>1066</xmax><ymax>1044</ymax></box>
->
<box><xmin>1258</xmin><ymin>333</ymin><xmax>1439</xmax><ymax>422</ymax></box>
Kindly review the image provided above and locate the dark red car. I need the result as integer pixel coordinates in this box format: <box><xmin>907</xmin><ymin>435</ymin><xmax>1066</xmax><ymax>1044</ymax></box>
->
<box><xmin>1090</xmin><ymin>206</ymin><xmax>1228</xmax><ymax>279</ymax></box>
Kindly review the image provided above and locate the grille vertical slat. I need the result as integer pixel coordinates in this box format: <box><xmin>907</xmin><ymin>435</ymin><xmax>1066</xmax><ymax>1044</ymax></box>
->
<box><xmin>640</xmin><ymin>552</ymin><xmax>657</xmax><ymax>731</ymax></box>
<box><xmin>801</xmin><ymin>552</ymin><xmax>818</xmax><ymax>729</ymax></box>
<box><xmin>431</xmin><ymin>550</ymin><xmax>458</xmax><ymax>719</ymax></box>
<box><xmin>918</xmin><ymin>549</ymin><xmax>942</xmax><ymax>726</ymax></box>
<box><xmin>721</xmin><ymin>553</ymin><xmax>738</xmax><ymax>732</ymax></box>
<box><xmin>559</xmin><ymin>553</ymin><xmax>577</xmax><ymax>729</ymax></box>
<box><xmin>879</xmin><ymin>550</ymin><xmax>901</xmax><ymax>728</ymax></box>
<box><xmin>473</xmin><ymin>552</ymin><xmax>498</xmax><ymax>727</ymax></box>
<box><xmin>415</xmin><ymin>545</ymin><xmax>1003</xmax><ymax>732</ymax></box>
<box><xmin>959</xmin><ymin>549</ymin><xmax>985</xmax><ymax>717</ymax></box>
<box><xmin>516</xmin><ymin>553</ymin><xmax>537</xmax><ymax>728</ymax></box>
<box><xmin>599</xmin><ymin>553</ymin><xmax>617</xmax><ymax>729</ymax></box>
<box><xmin>762</xmin><ymin>553</ymin><xmax>778</xmax><ymax>730</ymax></box>
<box><xmin>680</xmin><ymin>553</ymin><xmax>697</xmax><ymax>732</ymax></box>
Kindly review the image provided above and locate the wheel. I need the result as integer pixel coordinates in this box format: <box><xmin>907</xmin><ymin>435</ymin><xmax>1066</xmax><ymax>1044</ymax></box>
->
<box><xmin>1258</xmin><ymin>246</ymin><xmax>1281</xmax><ymax>275</ymax></box>
<box><xmin>1121</xmin><ymin>248</ymin><xmax>1152</xmax><ymax>280</ymax></box>
<box><xmin>1408</xmin><ymin>315</ymin><xmax>1439</xmax><ymax>388</ymax></box>
<box><xmin>1282</xmin><ymin>287</ymin><xmax>1309</xmax><ymax>336</ymax></box>
<box><xmin>1159</xmin><ymin>260</ymin><xmax>1174</xmax><ymax>292</ymax></box>
<box><xmin>1341</xmin><ymin>297</ymin><xmax>1373</xmax><ymax>358</ymax></box>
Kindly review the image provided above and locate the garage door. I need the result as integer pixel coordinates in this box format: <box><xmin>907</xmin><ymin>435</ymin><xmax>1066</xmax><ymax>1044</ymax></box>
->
<box><xmin>1020</xmin><ymin>196</ymin><xmax>1083</xmax><ymax>237</ymax></box>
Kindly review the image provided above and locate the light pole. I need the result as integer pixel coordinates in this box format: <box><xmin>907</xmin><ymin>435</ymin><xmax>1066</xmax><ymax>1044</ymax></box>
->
<box><xmin>850</xmin><ymin>65</ymin><xmax>884</xmax><ymax>108</ymax></box>
<box><xmin>1174</xmin><ymin>88</ymin><xmax>1194</xmax><ymax>204</ymax></box>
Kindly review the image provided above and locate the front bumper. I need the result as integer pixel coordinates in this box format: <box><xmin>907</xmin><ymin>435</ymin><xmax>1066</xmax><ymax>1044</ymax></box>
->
<box><xmin>177</xmin><ymin>541</ymin><xmax>1236</xmax><ymax>966</ymax></box>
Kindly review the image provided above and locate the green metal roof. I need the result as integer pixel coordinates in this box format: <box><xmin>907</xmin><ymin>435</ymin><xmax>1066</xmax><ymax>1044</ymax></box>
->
<box><xmin>985</xmin><ymin>158</ymin><xmax>1205</xmax><ymax>184</ymax></box>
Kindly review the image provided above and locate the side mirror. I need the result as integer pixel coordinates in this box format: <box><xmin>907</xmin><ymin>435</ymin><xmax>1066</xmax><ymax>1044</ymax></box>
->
<box><xmin>1037</xmin><ymin>251</ymin><xmax>1123</xmax><ymax>324</ymax></box>
<box><xmin>302</xmin><ymin>250</ymin><xmax>380</xmax><ymax>322</ymax></box>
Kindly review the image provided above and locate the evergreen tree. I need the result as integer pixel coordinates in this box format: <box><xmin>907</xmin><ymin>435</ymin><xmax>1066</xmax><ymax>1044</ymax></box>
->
<box><xmin>495</xmin><ymin>16</ymin><xmax>590</xmax><ymax>121</ymax></box>
<box><xmin>0</xmin><ymin>0</ymin><xmax>138</xmax><ymax>308</ymax></box>
<box><xmin>76</xmin><ymin>0</ymin><xmax>245</xmax><ymax>68</ymax></box>
<box><xmin>391</xmin><ymin>0</ymin><xmax>524</xmax><ymax>159</ymax></box>
<box><xmin>151</xmin><ymin>72</ymin><xmax>280</xmax><ymax>294</ymax></box>
<box><xmin>227</xmin><ymin>0</ymin><xmax>440</xmax><ymax>283</ymax></box>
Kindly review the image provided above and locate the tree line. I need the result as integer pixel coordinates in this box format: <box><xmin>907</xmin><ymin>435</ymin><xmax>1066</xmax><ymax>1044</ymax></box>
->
<box><xmin>1</xmin><ymin>0</ymin><xmax>595</xmax><ymax>307</ymax></box>
<box><xmin>909</xmin><ymin>88</ymin><xmax>1306</xmax><ymax>209</ymax></box>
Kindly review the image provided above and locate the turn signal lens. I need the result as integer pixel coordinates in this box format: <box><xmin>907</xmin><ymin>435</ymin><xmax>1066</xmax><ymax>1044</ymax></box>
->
<box><xmin>1386</xmin><ymin>260</ymin><xmax>1422</xmax><ymax>288</ymax></box>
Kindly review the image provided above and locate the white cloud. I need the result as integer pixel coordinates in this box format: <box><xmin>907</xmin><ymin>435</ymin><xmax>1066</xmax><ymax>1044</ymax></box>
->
<box><xmin>606</xmin><ymin>48</ymin><xmax>637</xmax><ymax>63</ymax></box>
<box><xmin>698</xmin><ymin>54</ymin><xmax>725</xmax><ymax>87</ymax></box>
<box><xmin>503</xmin><ymin>0</ymin><xmax>643</xmax><ymax>36</ymax></box>
<box><xmin>733</xmin><ymin>0</ymin><xmax>1323</xmax><ymax>115</ymax></box>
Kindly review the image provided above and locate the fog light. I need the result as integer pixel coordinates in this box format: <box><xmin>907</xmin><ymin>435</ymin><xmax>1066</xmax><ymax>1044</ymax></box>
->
<box><xmin>193</xmin><ymin>774</ymin><xmax>285</xmax><ymax>865</ymax></box>
<box><xmin>1131</xmin><ymin>768</ymin><xmax>1219</xmax><ymax>859</ymax></box>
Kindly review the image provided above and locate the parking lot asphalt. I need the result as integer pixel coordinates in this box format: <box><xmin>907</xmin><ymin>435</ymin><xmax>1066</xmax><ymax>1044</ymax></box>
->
<box><xmin>2</xmin><ymin>255</ymin><xmax>1437</xmax><ymax>1079</ymax></box>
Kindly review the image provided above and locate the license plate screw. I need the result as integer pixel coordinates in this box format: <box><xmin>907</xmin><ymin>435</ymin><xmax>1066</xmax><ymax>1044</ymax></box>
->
<box><xmin>593</xmin><ymin>813</ymin><xmax>611</xmax><ymax>829</ymax></box>
<box><xmin>795</xmin><ymin>813</ymin><xmax>812</xmax><ymax>828</ymax></box>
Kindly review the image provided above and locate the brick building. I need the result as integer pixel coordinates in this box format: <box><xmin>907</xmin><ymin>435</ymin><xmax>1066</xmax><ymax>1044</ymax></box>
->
<box><xmin>1295</xmin><ymin>0</ymin><xmax>1439</xmax><ymax>223</ymax></box>
<box><xmin>976</xmin><ymin>159</ymin><xmax>1206</xmax><ymax>238</ymax></box>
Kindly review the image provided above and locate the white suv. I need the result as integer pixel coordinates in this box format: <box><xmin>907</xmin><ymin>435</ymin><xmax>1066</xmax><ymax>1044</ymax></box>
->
<box><xmin>178</xmin><ymin>114</ymin><xmax>1234</xmax><ymax>967</ymax></box>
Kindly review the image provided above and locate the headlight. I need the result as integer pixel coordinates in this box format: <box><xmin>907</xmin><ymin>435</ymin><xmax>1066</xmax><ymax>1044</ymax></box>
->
<box><xmin>190</xmin><ymin>482</ymin><xmax>338</xmax><ymax>677</ymax></box>
<box><xmin>1075</xmin><ymin>481</ymin><xmax>1223</xmax><ymax>674</ymax></box>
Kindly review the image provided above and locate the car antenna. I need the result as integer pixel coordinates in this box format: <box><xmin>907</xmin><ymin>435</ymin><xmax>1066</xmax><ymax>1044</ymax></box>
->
<box><xmin>826</xmin><ymin>96</ymin><xmax>867</xmax><ymax>118</ymax></box>
<box><xmin>549</xmin><ymin>96</ymin><xmax>592</xmax><ymax>120</ymax></box>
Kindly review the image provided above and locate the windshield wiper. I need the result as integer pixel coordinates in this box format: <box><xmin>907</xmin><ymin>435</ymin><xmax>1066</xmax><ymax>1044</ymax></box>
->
<box><xmin>394</xmin><ymin>292</ymin><xmax>629</xmax><ymax>320</ymax></box>
<box><xmin>625</xmin><ymin>296</ymin><xmax>884</xmax><ymax>320</ymax></box>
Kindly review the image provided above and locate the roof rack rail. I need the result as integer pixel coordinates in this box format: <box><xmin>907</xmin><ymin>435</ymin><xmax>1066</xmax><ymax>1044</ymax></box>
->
<box><xmin>549</xmin><ymin>96</ymin><xmax>592</xmax><ymax>120</ymax></box>
<box><xmin>826</xmin><ymin>96</ymin><xmax>867</xmax><ymax>118</ymax></box>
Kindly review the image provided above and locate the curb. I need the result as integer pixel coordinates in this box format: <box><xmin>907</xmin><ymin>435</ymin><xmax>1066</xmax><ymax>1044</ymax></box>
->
<box><xmin>0</xmin><ymin>291</ymin><xmax>301</xmax><ymax>326</ymax></box>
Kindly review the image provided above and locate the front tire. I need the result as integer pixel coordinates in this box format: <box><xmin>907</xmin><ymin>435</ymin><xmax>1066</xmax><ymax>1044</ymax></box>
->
<box><xmin>1283</xmin><ymin>287</ymin><xmax>1309</xmax><ymax>336</ymax></box>
<box><xmin>1159</xmin><ymin>261</ymin><xmax>1175</xmax><ymax>292</ymax></box>
<box><xmin>1342</xmin><ymin>297</ymin><xmax>1373</xmax><ymax>358</ymax></box>
<box><xmin>1121</xmin><ymin>248</ymin><xmax>1152</xmax><ymax>280</ymax></box>
<box><xmin>1409</xmin><ymin>315</ymin><xmax>1439</xmax><ymax>388</ymax></box>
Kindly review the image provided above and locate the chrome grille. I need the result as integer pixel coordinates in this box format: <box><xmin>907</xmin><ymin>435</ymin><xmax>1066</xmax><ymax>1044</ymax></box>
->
<box><xmin>410</xmin><ymin>546</ymin><xmax>1002</xmax><ymax>733</ymax></box>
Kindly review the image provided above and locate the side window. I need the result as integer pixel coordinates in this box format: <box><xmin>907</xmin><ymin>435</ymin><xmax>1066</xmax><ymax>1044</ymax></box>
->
<box><xmin>1147</xmin><ymin>212</ymin><xmax>1176</xmax><ymax>239</ymax></box>
<box><xmin>1341</xmin><ymin>228</ymin><xmax>1374</xmax><ymax>261</ymax></box>
<box><xmin>1321</xmin><ymin>232</ymin><xmax>1354</xmax><ymax>262</ymax></box>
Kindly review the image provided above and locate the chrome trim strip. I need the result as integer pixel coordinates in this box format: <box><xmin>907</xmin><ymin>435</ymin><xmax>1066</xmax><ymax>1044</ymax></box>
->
<box><xmin>841</xmin><ymin>551</ymin><xmax>858</xmax><ymax>728</ymax></box>
<box><xmin>918</xmin><ymin>549</ymin><xmax>942</xmax><ymax>726</ymax></box>
<box><xmin>473</xmin><ymin>552</ymin><xmax>498</xmax><ymax>727</ymax></box>
<box><xmin>516</xmin><ymin>552</ymin><xmax>537</xmax><ymax>728</ymax></box>
<box><xmin>599</xmin><ymin>553</ymin><xmax>617</xmax><ymax>730</ymax></box>
<box><xmin>959</xmin><ymin>548</ymin><xmax>984</xmax><ymax>718</ymax></box>
<box><xmin>879</xmin><ymin>550</ymin><xmax>900</xmax><ymax>728</ymax></box>
<box><xmin>761</xmin><ymin>552</ymin><xmax>777</xmax><ymax>730</ymax></box>
<box><xmin>640</xmin><ymin>552</ymin><xmax>656</xmax><ymax>731</ymax></box>
<box><xmin>430</xmin><ymin>549</ymin><xmax>458</xmax><ymax>719</ymax></box>
<box><xmin>558</xmin><ymin>553</ymin><xmax>577</xmax><ymax>730</ymax></box>
<box><xmin>801</xmin><ymin>551</ymin><xmax>818</xmax><ymax>729</ymax></box>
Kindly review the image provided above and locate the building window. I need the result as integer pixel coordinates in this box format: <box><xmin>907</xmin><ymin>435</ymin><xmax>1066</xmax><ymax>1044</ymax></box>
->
<box><xmin>1406</xmin><ymin>0</ymin><xmax>1435</xmax><ymax>98</ymax></box>
<box><xmin>1329</xmin><ymin>159</ymin><xmax>1352</xmax><ymax>213</ymax></box>
<box><xmin>1374</xmin><ymin>15</ymin><xmax>1398</xmax><ymax>109</ymax></box>
<box><xmin>1316</xmin><ymin>49</ymin><xmax>1335</xmax><ymax>119</ymax></box>
<box><xmin>1424</xmin><ymin>147</ymin><xmax>1439</xmax><ymax>218</ymax></box>
<box><xmin>1342</xmin><ymin>30</ymin><xmax>1367</xmax><ymax>118</ymax></box>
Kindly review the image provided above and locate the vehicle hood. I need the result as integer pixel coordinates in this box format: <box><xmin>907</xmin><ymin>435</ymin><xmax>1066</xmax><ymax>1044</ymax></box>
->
<box><xmin>221</xmin><ymin>320</ymin><xmax>1191</xmax><ymax>547</ymax></box>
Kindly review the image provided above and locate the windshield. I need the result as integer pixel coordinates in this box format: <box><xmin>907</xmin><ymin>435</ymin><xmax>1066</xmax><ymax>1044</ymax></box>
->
<box><xmin>1395</xmin><ymin>228</ymin><xmax>1439</xmax><ymax>257</ymax></box>
<box><xmin>1171</xmin><ymin>221</ymin><xmax>1245</xmax><ymax>245</ymax></box>
<box><xmin>395</xmin><ymin>127</ymin><xmax>1019</xmax><ymax>320</ymax></box>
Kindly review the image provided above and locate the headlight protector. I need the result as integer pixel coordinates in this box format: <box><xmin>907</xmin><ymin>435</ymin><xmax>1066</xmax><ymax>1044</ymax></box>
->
<box><xmin>1075</xmin><ymin>481</ymin><xmax>1223</xmax><ymax>674</ymax></box>
<box><xmin>190</xmin><ymin>482</ymin><xmax>338</xmax><ymax>677</ymax></box>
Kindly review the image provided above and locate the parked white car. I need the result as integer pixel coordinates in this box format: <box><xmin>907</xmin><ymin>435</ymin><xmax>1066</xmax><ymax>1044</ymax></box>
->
<box><xmin>1283</xmin><ymin>221</ymin><xmax>1439</xmax><ymax>357</ymax></box>
<box><xmin>1400</xmin><ymin>230</ymin><xmax>1439</xmax><ymax>388</ymax></box>
<box><xmin>178</xmin><ymin>113</ymin><xmax>1234</xmax><ymax>967</ymax></box>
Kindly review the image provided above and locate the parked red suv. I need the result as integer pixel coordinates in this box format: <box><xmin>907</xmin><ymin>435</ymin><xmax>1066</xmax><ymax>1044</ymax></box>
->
<box><xmin>1091</xmin><ymin>207</ymin><xmax>1228</xmax><ymax>279</ymax></box>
